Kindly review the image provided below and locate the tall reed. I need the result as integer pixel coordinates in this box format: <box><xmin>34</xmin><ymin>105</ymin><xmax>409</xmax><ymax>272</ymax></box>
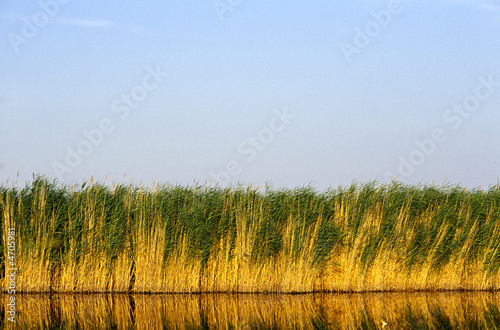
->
<box><xmin>1</xmin><ymin>176</ymin><xmax>500</xmax><ymax>293</ymax></box>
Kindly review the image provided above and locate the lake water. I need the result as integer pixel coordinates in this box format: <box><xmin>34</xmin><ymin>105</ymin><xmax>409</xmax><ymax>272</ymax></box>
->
<box><xmin>1</xmin><ymin>291</ymin><xmax>500</xmax><ymax>328</ymax></box>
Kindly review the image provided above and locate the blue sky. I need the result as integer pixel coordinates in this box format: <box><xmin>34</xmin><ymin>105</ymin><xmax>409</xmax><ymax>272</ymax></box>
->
<box><xmin>1</xmin><ymin>0</ymin><xmax>500</xmax><ymax>190</ymax></box>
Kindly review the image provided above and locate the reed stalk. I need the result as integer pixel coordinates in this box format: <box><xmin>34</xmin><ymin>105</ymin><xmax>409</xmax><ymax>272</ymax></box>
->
<box><xmin>1</xmin><ymin>176</ymin><xmax>500</xmax><ymax>293</ymax></box>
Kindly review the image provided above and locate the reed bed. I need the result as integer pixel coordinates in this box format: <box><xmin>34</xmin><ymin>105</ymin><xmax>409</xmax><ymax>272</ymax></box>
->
<box><xmin>1</xmin><ymin>176</ymin><xmax>500</xmax><ymax>293</ymax></box>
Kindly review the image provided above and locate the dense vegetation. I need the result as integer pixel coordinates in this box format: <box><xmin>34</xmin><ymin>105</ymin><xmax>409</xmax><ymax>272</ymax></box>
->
<box><xmin>1</xmin><ymin>176</ymin><xmax>500</xmax><ymax>293</ymax></box>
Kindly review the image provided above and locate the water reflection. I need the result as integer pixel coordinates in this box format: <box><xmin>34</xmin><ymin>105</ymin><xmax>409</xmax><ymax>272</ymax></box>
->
<box><xmin>2</xmin><ymin>292</ymin><xmax>500</xmax><ymax>328</ymax></box>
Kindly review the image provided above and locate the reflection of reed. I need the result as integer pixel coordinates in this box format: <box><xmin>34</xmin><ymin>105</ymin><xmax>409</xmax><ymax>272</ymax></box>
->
<box><xmin>1</xmin><ymin>293</ymin><xmax>500</xmax><ymax>328</ymax></box>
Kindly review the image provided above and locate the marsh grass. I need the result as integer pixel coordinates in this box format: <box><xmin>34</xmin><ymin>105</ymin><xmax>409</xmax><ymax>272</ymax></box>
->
<box><xmin>1</xmin><ymin>176</ymin><xmax>500</xmax><ymax>293</ymax></box>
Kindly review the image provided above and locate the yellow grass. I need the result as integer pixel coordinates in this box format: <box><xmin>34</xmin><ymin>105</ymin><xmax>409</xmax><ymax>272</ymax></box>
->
<box><xmin>2</xmin><ymin>177</ymin><xmax>500</xmax><ymax>293</ymax></box>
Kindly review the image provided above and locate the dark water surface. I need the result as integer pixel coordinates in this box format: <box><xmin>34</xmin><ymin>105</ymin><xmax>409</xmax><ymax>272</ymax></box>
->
<box><xmin>2</xmin><ymin>292</ymin><xmax>500</xmax><ymax>328</ymax></box>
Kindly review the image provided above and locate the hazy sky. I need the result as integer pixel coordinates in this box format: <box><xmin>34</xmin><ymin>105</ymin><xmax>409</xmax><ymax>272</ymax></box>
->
<box><xmin>1</xmin><ymin>0</ymin><xmax>500</xmax><ymax>190</ymax></box>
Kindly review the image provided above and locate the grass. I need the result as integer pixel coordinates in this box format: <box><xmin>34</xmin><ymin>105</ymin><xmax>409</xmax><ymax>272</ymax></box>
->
<box><xmin>1</xmin><ymin>175</ymin><xmax>500</xmax><ymax>293</ymax></box>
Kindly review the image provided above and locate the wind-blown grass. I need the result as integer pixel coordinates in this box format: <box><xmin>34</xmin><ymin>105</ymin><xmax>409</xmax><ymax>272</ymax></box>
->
<box><xmin>1</xmin><ymin>176</ymin><xmax>500</xmax><ymax>293</ymax></box>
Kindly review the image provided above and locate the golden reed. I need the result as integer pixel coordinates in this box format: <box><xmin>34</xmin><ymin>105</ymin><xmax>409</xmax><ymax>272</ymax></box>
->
<box><xmin>1</xmin><ymin>177</ymin><xmax>500</xmax><ymax>293</ymax></box>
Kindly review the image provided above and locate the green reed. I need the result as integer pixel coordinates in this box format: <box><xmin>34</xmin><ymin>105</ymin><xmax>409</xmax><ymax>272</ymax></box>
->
<box><xmin>1</xmin><ymin>175</ymin><xmax>500</xmax><ymax>293</ymax></box>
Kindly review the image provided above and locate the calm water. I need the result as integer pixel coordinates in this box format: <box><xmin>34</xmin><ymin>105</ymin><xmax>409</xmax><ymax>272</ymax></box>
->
<box><xmin>2</xmin><ymin>292</ymin><xmax>500</xmax><ymax>328</ymax></box>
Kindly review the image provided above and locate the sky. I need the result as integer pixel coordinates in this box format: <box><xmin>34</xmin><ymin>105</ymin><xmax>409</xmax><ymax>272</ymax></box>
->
<box><xmin>1</xmin><ymin>0</ymin><xmax>500</xmax><ymax>191</ymax></box>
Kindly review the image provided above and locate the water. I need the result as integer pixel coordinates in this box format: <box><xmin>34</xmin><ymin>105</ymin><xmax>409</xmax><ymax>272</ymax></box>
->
<box><xmin>2</xmin><ymin>292</ymin><xmax>500</xmax><ymax>328</ymax></box>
